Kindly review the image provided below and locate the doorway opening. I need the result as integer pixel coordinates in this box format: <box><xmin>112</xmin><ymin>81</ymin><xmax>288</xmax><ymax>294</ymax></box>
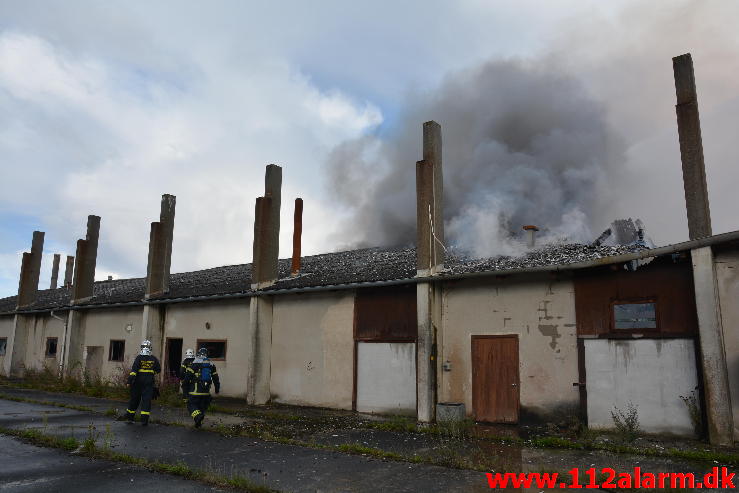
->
<box><xmin>165</xmin><ymin>338</ymin><xmax>183</xmax><ymax>378</ymax></box>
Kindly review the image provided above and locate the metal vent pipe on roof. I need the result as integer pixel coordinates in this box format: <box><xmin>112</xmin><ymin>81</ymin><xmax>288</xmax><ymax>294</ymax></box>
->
<box><xmin>523</xmin><ymin>225</ymin><xmax>539</xmax><ymax>248</ymax></box>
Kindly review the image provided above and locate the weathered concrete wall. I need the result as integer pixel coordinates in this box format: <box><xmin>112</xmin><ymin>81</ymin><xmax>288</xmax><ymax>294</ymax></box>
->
<box><xmin>164</xmin><ymin>299</ymin><xmax>250</xmax><ymax>398</ymax></box>
<box><xmin>440</xmin><ymin>275</ymin><xmax>579</xmax><ymax>422</ymax></box>
<box><xmin>270</xmin><ymin>291</ymin><xmax>354</xmax><ymax>410</ymax></box>
<box><xmin>22</xmin><ymin>314</ymin><xmax>65</xmax><ymax>372</ymax></box>
<box><xmin>356</xmin><ymin>342</ymin><xmax>416</xmax><ymax>415</ymax></box>
<box><xmin>585</xmin><ymin>338</ymin><xmax>699</xmax><ymax>436</ymax></box>
<box><xmin>715</xmin><ymin>247</ymin><xmax>739</xmax><ymax>440</ymax></box>
<box><xmin>0</xmin><ymin>315</ymin><xmax>15</xmax><ymax>375</ymax></box>
<box><xmin>79</xmin><ymin>307</ymin><xmax>143</xmax><ymax>382</ymax></box>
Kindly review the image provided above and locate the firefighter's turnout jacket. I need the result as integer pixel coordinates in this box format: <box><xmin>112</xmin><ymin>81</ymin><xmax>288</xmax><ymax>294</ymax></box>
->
<box><xmin>179</xmin><ymin>356</ymin><xmax>195</xmax><ymax>396</ymax></box>
<box><xmin>126</xmin><ymin>354</ymin><xmax>161</xmax><ymax>421</ymax></box>
<box><xmin>184</xmin><ymin>359</ymin><xmax>220</xmax><ymax>396</ymax></box>
<box><xmin>183</xmin><ymin>358</ymin><xmax>220</xmax><ymax>425</ymax></box>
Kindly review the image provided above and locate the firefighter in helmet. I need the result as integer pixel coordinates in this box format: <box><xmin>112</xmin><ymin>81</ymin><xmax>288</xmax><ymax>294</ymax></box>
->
<box><xmin>125</xmin><ymin>340</ymin><xmax>161</xmax><ymax>426</ymax></box>
<box><xmin>184</xmin><ymin>347</ymin><xmax>220</xmax><ymax>428</ymax></box>
<box><xmin>179</xmin><ymin>348</ymin><xmax>195</xmax><ymax>402</ymax></box>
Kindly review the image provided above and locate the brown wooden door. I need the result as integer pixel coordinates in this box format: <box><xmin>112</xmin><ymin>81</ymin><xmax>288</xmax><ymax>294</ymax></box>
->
<box><xmin>472</xmin><ymin>335</ymin><xmax>519</xmax><ymax>423</ymax></box>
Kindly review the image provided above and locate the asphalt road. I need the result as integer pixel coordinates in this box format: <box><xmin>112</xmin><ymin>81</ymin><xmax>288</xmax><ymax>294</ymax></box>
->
<box><xmin>0</xmin><ymin>434</ymin><xmax>226</xmax><ymax>492</ymax></box>
<box><xmin>0</xmin><ymin>397</ymin><xmax>490</xmax><ymax>492</ymax></box>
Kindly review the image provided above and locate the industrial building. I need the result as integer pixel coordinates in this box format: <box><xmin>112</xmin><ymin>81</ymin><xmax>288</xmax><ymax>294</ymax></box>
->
<box><xmin>1</xmin><ymin>53</ymin><xmax>737</xmax><ymax>447</ymax></box>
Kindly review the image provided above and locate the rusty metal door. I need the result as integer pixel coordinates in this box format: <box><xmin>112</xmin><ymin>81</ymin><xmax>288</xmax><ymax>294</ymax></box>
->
<box><xmin>472</xmin><ymin>335</ymin><xmax>519</xmax><ymax>423</ymax></box>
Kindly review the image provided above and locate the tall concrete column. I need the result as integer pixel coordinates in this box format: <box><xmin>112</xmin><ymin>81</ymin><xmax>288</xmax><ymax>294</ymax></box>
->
<box><xmin>62</xmin><ymin>310</ymin><xmax>85</xmax><ymax>376</ymax></box>
<box><xmin>64</xmin><ymin>215</ymin><xmax>99</xmax><ymax>376</ymax></box>
<box><xmin>673</xmin><ymin>54</ymin><xmax>712</xmax><ymax>240</ymax></box>
<box><xmin>246</xmin><ymin>296</ymin><xmax>272</xmax><ymax>404</ymax></box>
<box><xmin>50</xmin><ymin>253</ymin><xmax>60</xmax><ymax>289</ymax></box>
<box><xmin>63</xmin><ymin>256</ymin><xmax>74</xmax><ymax>288</ymax></box>
<box><xmin>251</xmin><ymin>165</ymin><xmax>282</xmax><ymax>288</ymax></box>
<box><xmin>673</xmin><ymin>54</ymin><xmax>733</xmax><ymax>445</ymax></box>
<box><xmin>692</xmin><ymin>247</ymin><xmax>733</xmax><ymax>445</ymax></box>
<box><xmin>8</xmin><ymin>231</ymin><xmax>45</xmax><ymax>376</ymax></box>
<box><xmin>247</xmin><ymin>164</ymin><xmax>282</xmax><ymax>404</ymax></box>
<box><xmin>141</xmin><ymin>195</ymin><xmax>176</xmax><ymax>362</ymax></box>
<box><xmin>16</xmin><ymin>231</ymin><xmax>44</xmax><ymax>308</ymax></box>
<box><xmin>71</xmin><ymin>215</ymin><xmax>100</xmax><ymax>304</ymax></box>
<box><xmin>416</xmin><ymin>122</ymin><xmax>444</xmax><ymax>422</ymax></box>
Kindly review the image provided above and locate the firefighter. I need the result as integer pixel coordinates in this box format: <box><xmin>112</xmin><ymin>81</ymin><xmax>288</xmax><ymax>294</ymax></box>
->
<box><xmin>184</xmin><ymin>347</ymin><xmax>220</xmax><ymax>428</ymax></box>
<box><xmin>179</xmin><ymin>348</ymin><xmax>195</xmax><ymax>402</ymax></box>
<box><xmin>125</xmin><ymin>340</ymin><xmax>161</xmax><ymax>426</ymax></box>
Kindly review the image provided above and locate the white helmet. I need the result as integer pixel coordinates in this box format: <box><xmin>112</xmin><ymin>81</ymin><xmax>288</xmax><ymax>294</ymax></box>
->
<box><xmin>140</xmin><ymin>340</ymin><xmax>152</xmax><ymax>356</ymax></box>
<box><xmin>185</xmin><ymin>348</ymin><xmax>194</xmax><ymax>358</ymax></box>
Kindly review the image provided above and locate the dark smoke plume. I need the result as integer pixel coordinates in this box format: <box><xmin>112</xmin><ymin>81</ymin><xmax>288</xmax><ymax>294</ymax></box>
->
<box><xmin>326</xmin><ymin>59</ymin><xmax>624</xmax><ymax>257</ymax></box>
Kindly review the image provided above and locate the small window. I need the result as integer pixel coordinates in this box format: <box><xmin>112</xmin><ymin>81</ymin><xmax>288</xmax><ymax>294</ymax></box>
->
<box><xmin>45</xmin><ymin>337</ymin><xmax>58</xmax><ymax>358</ymax></box>
<box><xmin>0</xmin><ymin>338</ymin><xmax>6</xmax><ymax>356</ymax></box>
<box><xmin>109</xmin><ymin>340</ymin><xmax>125</xmax><ymax>361</ymax></box>
<box><xmin>614</xmin><ymin>302</ymin><xmax>657</xmax><ymax>329</ymax></box>
<box><xmin>196</xmin><ymin>339</ymin><xmax>227</xmax><ymax>360</ymax></box>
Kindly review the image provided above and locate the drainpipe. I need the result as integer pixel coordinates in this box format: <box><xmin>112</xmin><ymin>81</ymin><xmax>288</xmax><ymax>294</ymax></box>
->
<box><xmin>50</xmin><ymin>309</ymin><xmax>67</xmax><ymax>376</ymax></box>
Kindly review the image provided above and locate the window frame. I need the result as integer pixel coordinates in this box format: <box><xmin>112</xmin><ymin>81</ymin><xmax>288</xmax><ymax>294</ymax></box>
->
<box><xmin>45</xmin><ymin>337</ymin><xmax>58</xmax><ymax>358</ymax></box>
<box><xmin>108</xmin><ymin>339</ymin><xmax>126</xmax><ymax>362</ymax></box>
<box><xmin>610</xmin><ymin>298</ymin><xmax>660</xmax><ymax>332</ymax></box>
<box><xmin>196</xmin><ymin>339</ymin><xmax>227</xmax><ymax>361</ymax></box>
<box><xmin>0</xmin><ymin>337</ymin><xmax>6</xmax><ymax>356</ymax></box>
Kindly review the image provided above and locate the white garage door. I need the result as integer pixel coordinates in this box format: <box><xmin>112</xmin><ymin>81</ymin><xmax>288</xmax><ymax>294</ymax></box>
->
<box><xmin>356</xmin><ymin>342</ymin><xmax>416</xmax><ymax>415</ymax></box>
<box><xmin>585</xmin><ymin>338</ymin><xmax>698</xmax><ymax>436</ymax></box>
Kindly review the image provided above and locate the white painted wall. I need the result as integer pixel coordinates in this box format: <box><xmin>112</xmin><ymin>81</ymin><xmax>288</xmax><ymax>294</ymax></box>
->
<box><xmin>356</xmin><ymin>342</ymin><xmax>416</xmax><ymax>415</ymax></box>
<box><xmin>270</xmin><ymin>292</ymin><xmax>354</xmax><ymax>409</ymax></box>
<box><xmin>81</xmin><ymin>307</ymin><xmax>144</xmax><ymax>383</ymax></box>
<box><xmin>585</xmin><ymin>338</ymin><xmax>699</xmax><ymax>436</ymax></box>
<box><xmin>715</xmin><ymin>248</ymin><xmax>739</xmax><ymax>440</ymax></box>
<box><xmin>23</xmin><ymin>314</ymin><xmax>65</xmax><ymax>372</ymax></box>
<box><xmin>164</xmin><ymin>299</ymin><xmax>250</xmax><ymax>398</ymax></box>
<box><xmin>441</xmin><ymin>275</ymin><xmax>579</xmax><ymax>420</ymax></box>
<box><xmin>0</xmin><ymin>315</ymin><xmax>14</xmax><ymax>375</ymax></box>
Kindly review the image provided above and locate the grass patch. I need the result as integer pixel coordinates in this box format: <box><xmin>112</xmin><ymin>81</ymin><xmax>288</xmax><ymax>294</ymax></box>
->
<box><xmin>0</xmin><ymin>426</ymin><xmax>277</xmax><ymax>492</ymax></box>
<box><xmin>335</xmin><ymin>443</ymin><xmax>414</xmax><ymax>462</ymax></box>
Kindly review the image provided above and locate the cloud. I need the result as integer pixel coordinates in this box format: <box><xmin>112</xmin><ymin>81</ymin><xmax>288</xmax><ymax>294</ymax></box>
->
<box><xmin>0</xmin><ymin>28</ymin><xmax>382</xmax><ymax>297</ymax></box>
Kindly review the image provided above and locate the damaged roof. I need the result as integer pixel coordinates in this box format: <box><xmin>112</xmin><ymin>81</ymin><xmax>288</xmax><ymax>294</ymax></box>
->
<box><xmin>0</xmin><ymin>242</ymin><xmax>648</xmax><ymax>314</ymax></box>
<box><xmin>1</xmin><ymin>231</ymin><xmax>738</xmax><ymax>314</ymax></box>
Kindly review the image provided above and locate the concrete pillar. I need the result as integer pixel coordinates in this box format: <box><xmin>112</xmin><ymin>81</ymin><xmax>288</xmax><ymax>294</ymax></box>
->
<box><xmin>145</xmin><ymin>194</ymin><xmax>176</xmax><ymax>298</ymax></box>
<box><xmin>416</xmin><ymin>121</ymin><xmax>444</xmax><ymax>274</ymax></box>
<box><xmin>416</xmin><ymin>122</ymin><xmax>444</xmax><ymax>422</ymax></box>
<box><xmin>141</xmin><ymin>304</ymin><xmax>164</xmax><ymax>362</ymax></box>
<box><xmin>246</xmin><ymin>164</ymin><xmax>282</xmax><ymax>404</ymax></box>
<box><xmin>672</xmin><ymin>55</ymin><xmax>732</xmax><ymax>445</ymax></box>
<box><xmin>71</xmin><ymin>215</ymin><xmax>100</xmax><ymax>304</ymax></box>
<box><xmin>246</xmin><ymin>297</ymin><xmax>271</xmax><ymax>404</ymax></box>
<box><xmin>673</xmin><ymin>54</ymin><xmax>712</xmax><ymax>240</ymax></box>
<box><xmin>692</xmin><ymin>246</ymin><xmax>734</xmax><ymax>445</ymax></box>
<box><xmin>16</xmin><ymin>231</ymin><xmax>44</xmax><ymax>309</ymax></box>
<box><xmin>251</xmin><ymin>165</ymin><xmax>282</xmax><ymax>288</ymax></box>
<box><xmin>64</xmin><ymin>256</ymin><xmax>74</xmax><ymax>288</ymax></box>
<box><xmin>62</xmin><ymin>310</ymin><xmax>85</xmax><ymax>376</ymax></box>
<box><xmin>159</xmin><ymin>194</ymin><xmax>176</xmax><ymax>294</ymax></box>
<box><xmin>50</xmin><ymin>253</ymin><xmax>60</xmax><ymax>289</ymax></box>
<box><xmin>291</xmin><ymin>198</ymin><xmax>303</xmax><ymax>277</ymax></box>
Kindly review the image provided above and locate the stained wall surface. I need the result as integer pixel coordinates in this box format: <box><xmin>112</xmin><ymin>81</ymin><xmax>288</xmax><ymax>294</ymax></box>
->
<box><xmin>440</xmin><ymin>274</ymin><xmax>579</xmax><ymax>422</ymax></box>
<box><xmin>584</xmin><ymin>338</ymin><xmax>699</xmax><ymax>436</ymax></box>
<box><xmin>270</xmin><ymin>291</ymin><xmax>354</xmax><ymax>409</ymax></box>
<box><xmin>164</xmin><ymin>299</ymin><xmax>251</xmax><ymax>398</ymax></box>
<box><xmin>80</xmin><ymin>307</ymin><xmax>144</xmax><ymax>382</ymax></box>
<box><xmin>0</xmin><ymin>315</ymin><xmax>14</xmax><ymax>375</ymax></box>
<box><xmin>715</xmin><ymin>247</ymin><xmax>739</xmax><ymax>440</ymax></box>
